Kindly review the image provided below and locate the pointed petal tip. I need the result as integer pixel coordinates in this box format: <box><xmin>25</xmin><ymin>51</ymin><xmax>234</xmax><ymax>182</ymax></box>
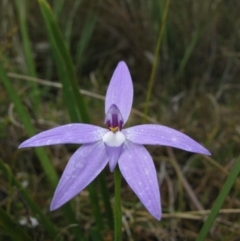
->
<box><xmin>148</xmin><ymin>206</ymin><xmax>162</xmax><ymax>220</ymax></box>
<box><xmin>49</xmin><ymin>192</ymin><xmax>71</xmax><ymax>212</ymax></box>
<box><xmin>18</xmin><ymin>143</ymin><xmax>24</xmax><ymax>149</ymax></box>
<box><xmin>154</xmin><ymin>212</ymin><xmax>162</xmax><ymax>221</ymax></box>
<box><xmin>117</xmin><ymin>60</ymin><xmax>127</xmax><ymax>68</ymax></box>
<box><xmin>194</xmin><ymin>146</ymin><xmax>211</xmax><ymax>156</ymax></box>
<box><xmin>186</xmin><ymin>148</ymin><xmax>211</xmax><ymax>156</ymax></box>
<box><xmin>18</xmin><ymin>141</ymin><xmax>38</xmax><ymax>149</ymax></box>
<box><xmin>109</xmin><ymin>159</ymin><xmax>118</xmax><ymax>172</ymax></box>
<box><xmin>18</xmin><ymin>142</ymin><xmax>28</xmax><ymax>149</ymax></box>
<box><xmin>50</xmin><ymin>195</ymin><xmax>65</xmax><ymax>211</ymax></box>
<box><xmin>114</xmin><ymin>61</ymin><xmax>129</xmax><ymax>75</ymax></box>
<box><xmin>109</xmin><ymin>166</ymin><xmax>115</xmax><ymax>172</ymax></box>
<box><xmin>149</xmin><ymin>208</ymin><xmax>161</xmax><ymax>220</ymax></box>
<box><xmin>49</xmin><ymin>201</ymin><xmax>59</xmax><ymax>212</ymax></box>
<box><xmin>203</xmin><ymin>149</ymin><xmax>211</xmax><ymax>156</ymax></box>
<box><xmin>49</xmin><ymin>205</ymin><xmax>55</xmax><ymax>212</ymax></box>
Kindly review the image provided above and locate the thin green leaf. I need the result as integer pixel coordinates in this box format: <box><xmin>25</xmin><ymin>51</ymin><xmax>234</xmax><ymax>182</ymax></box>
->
<box><xmin>143</xmin><ymin>0</ymin><xmax>171</xmax><ymax>123</ymax></box>
<box><xmin>176</xmin><ymin>27</ymin><xmax>201</xmax><ymax>79</ymax></box>
<box><xmin>196</xmin><ymin>155</ymin><xmax>240</xmax><ymax>241</ymax></box>
<box><xmin>53</xmin><ymin>0</ymin><xmax>65</xmax><ymax>18</ymax></box>
<box><xmin>99</xmin><ymin>173</ymin><xmax>114</xmax><ymax>229</ymax></box>
<box><xmin>88</xmin><ymin>184</ymin><xmax>104</xmax><ymax>232</ymax></box>
<box><xmin>76</xmin><ymin>12</ymin><xmax>98</xmax><ymax>70</ymax></box>
<box><xmin>90</xmin><ymin>228</ymin><xmax>101</xmax><ymax>241</ymax></box>
<box><xmin>14</xmin><ymin>0</ymin><xmax>40</xmax><ymax>107</ymax></box>
<box><xmin>64</xmin><ymin>0</ymin><xmax>83</xmax><ymax>48</ymax></box>
<box><xmin>0</xmin><ymin>207</ymin><xmax>32</xmax><ymax>241</ymax></box>
<box><xmin>14</xmin><ymin>0</ymin><xmax>36</xmax><ymax>77</ymax></box>
<box><xmin>114</xmin><ymin>166</ymin><xmax>122</xmax><ymax>241</ymax></box>
<box><xmin>38</xmin><ymin>0</ymin><xmax>89</xmax><ymax>123</ymax></box>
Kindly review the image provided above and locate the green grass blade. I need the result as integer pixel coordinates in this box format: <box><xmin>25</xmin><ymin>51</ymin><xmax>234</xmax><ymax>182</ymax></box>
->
<box><xmin>38</xmin><ymin>0</ymin><xmax>78</xmax><ymax>121</ymax></box>
<box><xmin>176</xmin><ymin>27</ymin><xmax>201</xmax><ymax>79</ymax></box>
<box><xmin>0</xmin><ymin>62</ymin><xmax>58</xmax><ymax>186</ymax></box>
<box><xmin>196</xmin><ymin>155</ymin><xmax>240</xmax><ymax>241</ymax></box>
<box><xmin>0</xmin><ymin>207</ymin><xmax>32</xmax><ymax>241</ymax></box>
<box><xmin>14</xmin><ymin>0</ymin><xmax>37</xmax><ymax>77</ymax></box>
<box><xmin>14</xmin><ymin>0</ymin><xmax>40</xmax><ymax>107</ymax></box>
<box><xmin>44</xmin><ymin>0</ymin><xmax>66</xmax><ymax>87</ymax></box>
<box><xmin>114</xmin><ymin>166</ymin><xmax>122</xmax><ymax>241</ymax></box>
<box><xmin>143</xmin><ymin>0</ymin><xmax>171</xmax><ymax>123</ymax></box>
<box><xmin>76</xmin><ymin>12</ymin><xmax>98</xmax><ymax>70</ymax></box>
<box><xmin>88</xmin><ymin>184</ymin><xmax>104</xmax><ymax>232</ymax></box>
<box><xmin>99</xmin><ymin>173</ymin><xmax>114</xmax><ymax>229</ymax></box>
<box><xmin>53</xmin><ymin>0</ymin><xmax>65</xmax><ymax>18</ymax></box>
<box><xmin>90</xmin><ymin>228</ymin><xmax>101</xmax><ymax>241</ymax></box>
<box><xmin>64</xmin><ymin>0</ymin><xmax>83</xmax><ymax>48</ymax></box>
<box><xmin>38</xmin><ymin>0</ymin><xmax>89</xmax><ymax>123</ymax></box>
<box><xmin>0</xmin><ymin>160</ymin><xmax>59</xmax><ymax>240</ymax></box>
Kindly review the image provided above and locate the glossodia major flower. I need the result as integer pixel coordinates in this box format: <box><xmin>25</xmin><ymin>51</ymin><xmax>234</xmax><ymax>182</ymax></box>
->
<box><xmin>19</xmin><ymin>61</ymin><xmax>211</xmax><ymax>220</ymax></box>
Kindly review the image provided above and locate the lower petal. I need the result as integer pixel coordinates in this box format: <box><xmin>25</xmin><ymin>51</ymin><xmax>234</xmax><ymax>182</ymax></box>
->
<box><xmin>50</xmin><ymin>141</ymin><xmax>108</xmax><ymax>210</ymax></box>
<box><xmin>118</xmin><ymin>141</ymin><xmax>161</xmax><ymax>220</ymax></box>
<box><xmin>104</xmin><ymin>144</ymin><xmax>123</xmax><ymax>172</ymax></box>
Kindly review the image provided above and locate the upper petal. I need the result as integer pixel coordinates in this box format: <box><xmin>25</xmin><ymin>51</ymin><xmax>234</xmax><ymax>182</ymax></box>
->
<box><xmin>19</xmin><ymin>124</ymin><xmax>108</xmax><ymax>148</ymax></box>
<box><xmin>50</xmin><ymin>141</ymin><xmax>108</xmax><ymax>210</ymax></box>
<box><xmin>123</xmin><ymin>124</ymin><xmax>211</xmax><ymax>155</ymax></box>
<box><xmin>105</xmin><ymin>61</ymin><xmax>133</xmax><ymax>124</ymax></box>
<box><xmin>118</xmin><ymin>141</ymin><xmax>161</xmax><ymax>220</ymax></box>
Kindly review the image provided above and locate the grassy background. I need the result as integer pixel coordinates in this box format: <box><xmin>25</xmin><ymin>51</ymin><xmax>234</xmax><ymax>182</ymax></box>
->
<box><xmin>1</xmin><ymin>0</ymin><xmax>240</xmax><ymax>240</ymax></box>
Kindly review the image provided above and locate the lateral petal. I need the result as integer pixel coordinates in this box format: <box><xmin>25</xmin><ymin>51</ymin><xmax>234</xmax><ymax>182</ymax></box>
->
<box><xmin>123</xmin><ymin>124</ymin><xmax>211</xmax><ymax>155</ymax></box>
<box><xmin>50</xmin><ymin>141</ymin><xmax>108</xmax><ymax>210</ymax></box>
<box><xmin>105</xmin><ymin>61</ymin><xmax>133</xmax><ymax>124</ymax></box>
<box><xmin>118</xmin><ymin>141</ymin><xmax>161</xmax><ymax>220</ymax></box>
<box><xmin>19</xmin><ymin>124</ymin><xmax>108</xmax><ymax>148</ymax></box>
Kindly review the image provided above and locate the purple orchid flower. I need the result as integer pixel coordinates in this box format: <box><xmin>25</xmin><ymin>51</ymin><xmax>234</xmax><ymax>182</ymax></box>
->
<box><xmin>19</xmin><ymin>61</ymin><xmax>210</xmax><ymax>220</ymax></box>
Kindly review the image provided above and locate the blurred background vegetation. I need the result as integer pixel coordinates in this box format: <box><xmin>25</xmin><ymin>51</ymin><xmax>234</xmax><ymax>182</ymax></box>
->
<box><xmin>0</xmin><ymin>0</ymin><xmax>240</xmax><ymax>240</ymax></box>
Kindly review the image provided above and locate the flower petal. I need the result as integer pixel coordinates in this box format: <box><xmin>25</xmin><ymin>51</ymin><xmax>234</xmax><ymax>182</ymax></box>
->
<box><xmin>123</xmin><ymin>124</ymin><xmax>211</xmax><ymax>155</ymax></box>
<box><xmin>118</xmin><ymin>141</ymin><xmax>161</xmax><ymax>220</ymax></box>
<box><xmin>105</xmin><ymin>61</ymin><xmax>133</xmax><ymax>124</ymax></box>
<box><xmin>104</xmin><ymin>144</ymin><xmax>123</xmax><ymax>172</ymax></box>
<box><xmin>19</xmin><ymin>124</ymin><xmax>108</xmax><ymax>148</ymax></box>
<box><xmin>50</xmin><ymin>141</ymin><xmax>108</xmax><ymax>210</ymax></box>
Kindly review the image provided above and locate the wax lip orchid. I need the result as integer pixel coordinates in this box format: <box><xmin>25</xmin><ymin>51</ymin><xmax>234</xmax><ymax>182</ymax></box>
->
<box><xmin>19</xmin><ymin>61</ymin><xmax>211</xmax><ymax>220</ymax></box>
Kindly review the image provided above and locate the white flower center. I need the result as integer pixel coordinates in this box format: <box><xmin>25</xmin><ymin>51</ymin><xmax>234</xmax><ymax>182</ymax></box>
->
<box><xmin>102</xmin><ymin>131</ymin><xmax>126</xmax><ymax>147</ymax></box>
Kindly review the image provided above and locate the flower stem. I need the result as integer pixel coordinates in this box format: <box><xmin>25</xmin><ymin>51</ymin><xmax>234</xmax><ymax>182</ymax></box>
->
<box><xmin>114</xmin><ymin>165</ymin><xmax>122</xmax><ymax>241</ymax></box>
